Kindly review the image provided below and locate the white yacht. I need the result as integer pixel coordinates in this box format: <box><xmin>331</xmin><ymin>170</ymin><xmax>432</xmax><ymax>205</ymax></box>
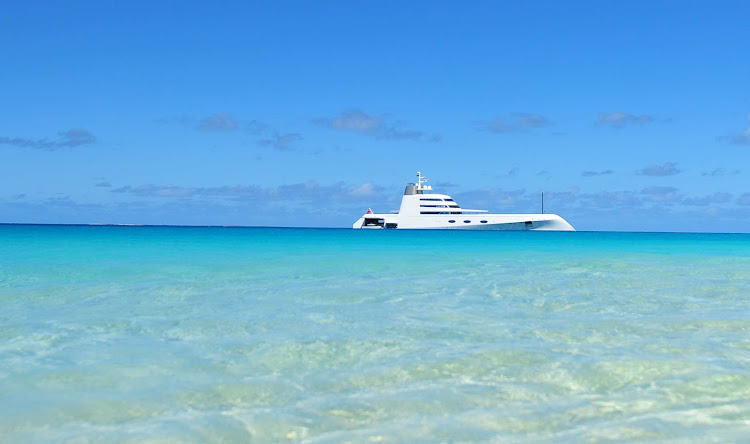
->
<box><xmin>353</xmin><ymin>172</ymin><xmax>575</xmax><ymax>231</ymax></box>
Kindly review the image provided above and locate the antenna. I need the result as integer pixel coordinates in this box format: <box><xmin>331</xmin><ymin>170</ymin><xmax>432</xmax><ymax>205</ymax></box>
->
<box><xmin>541</xmin><ymin>192</ymin><xmax>544</xmax><ymax>214</ymax></box>
<box><xmin>416</xmin><ymin>171</ymin><xmax>431</xmax><ymax>191</ymax></box>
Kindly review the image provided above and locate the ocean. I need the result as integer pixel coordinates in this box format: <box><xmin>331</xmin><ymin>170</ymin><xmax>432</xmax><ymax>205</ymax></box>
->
<box><xmin>1</xmin><ymin>225</ymin><xmax>749</xmax><ymax>442</ymax></box>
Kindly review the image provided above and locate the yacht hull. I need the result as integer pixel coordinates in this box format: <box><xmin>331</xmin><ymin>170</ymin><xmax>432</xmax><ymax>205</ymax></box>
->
<box><xmin>352</xmin><ymin>213</ymin><xmax>574</xmax><ymax>231</ymax></box>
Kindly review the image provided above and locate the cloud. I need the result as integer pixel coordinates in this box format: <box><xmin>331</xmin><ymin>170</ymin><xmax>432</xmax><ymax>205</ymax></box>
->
<box><xmin>582</xmin><ymin>169</ymin><xmax>613</xmax><ymax>177</ymax></box>
<box><xmin>155</xmin><ymin>115</ymin><xmax>194</xmax><ymax>126</ymax></box>
<box><xmin>197</xmin><ymin>113</ymin><xmax>238</xmax><ymax>131</ymax></box>
<box><xmin>641</xmin><ymin>186</ymin><xmax>678</xmax><ymax>194</ymax></box>
<box><xmin>258</xmin><ymin>133</ymin><xmax>302</xmax><ymax>151</ymax></box>
<box><xmin>702</xmin><ymin>168</ymin><xmax>725</xmax><ymax>177</ymax></box>
<box><xmin>514</xmin><ymin>113</ymin><xmax>549</xmax><ymax>129</ymax></box>
<box><xmin>379</xmin><ymin>127</ymin><xmax>427</xmax><ymax>140</ymax></box>
<box><xmin>682</xmin><ymin>192</ymin><xmax>733</xmax><ymax>206</ymax></box>
<box><xmin>2</xmin><ymin>185</ymin><xmax>397</xmax><ymax>227</ymax></box>
<box><xmin>0</xmin><ymin>129</ymin><xmax>96</xmax><ymax>150</ymax></box>
<box><xmin>454</xmin><ymin>188</ymin><xmax>530</xmax><ymax>208</ymax></box>
<box><xmin>110</xmin><ymin>181</ymin><xmax>388</xmax><ymax>203</ymax></box>
<box><xmin>453</xmin><ymin>185</ymin><xmax>742</xmax><ymax>215</ymax></box>
<box><xmin>348</xmin><ymin>182</ymin><xmax>379</xmax><ymax>197</ymax></box>
<box><xmin>497</xmin><ymin>167</ymin><xmax>520</xmax><ymax>178</ymax></box>
<box><xmin>111</xmin><ymin>184</ymin><xmax>200</xmax><ymax>197</ymax></box>
<box><xmin>483</xmin><ymin>113</ymin><xmax>550</xmax><ymax>134</ymax></box>
<box><xmin>433</xmin><ymin>181</ymin><xmax>459</xmax><ymax>188</ymax></box>
<box><xmin>11</xmin><ymin>180</ymin><xmax>750</xmax><ymax>230</ymax></box>
<box><xmin>329</xmin><ymin>109</ymin><xmax>381</xmax><ymax>133</ymax></box>
<box><xmin>246</xmin><ymin>120</ymin><xmax>269</xmax><ymax>135</ymax></box>
<box><xmin>95</xmin><ymin>181</ymin><xmax>112</xmax><ymax>187</ymax></box>
<box><xmin>641</xmin><ymin>186</ymin><xmax>680</xmax><ymax>203</ymax></box>
<box><xmin>58</xmin><ymin>129</ymin><xmax>96</xmax><ymax>146</ymax></box>
<box><xmin>314</xmin><ymin>109</ymin><xmax>437</xmax><ymax>142</ymax></box>
<box><xmin>701</xmin><ymin>168</ymin><xmax>741</xmax><ymax>177</ymax></box>
<box><xmin>597</xmin><ymin>112</ymin><xmax>653</xmax><ymax>128</ymax></box>
<box><xmin>727</xmin><ymin>113</ymin><xmax>750</xmax><ymax>145</ymax></box>
<box><xmin>162</xmin><ymin>113</ymin><xmax>242</xmax><ymax>132</ymax></box>
<box><xmin>577</xmin><ymin>190</ymin><xmax>640</xmax><ymax>208</ymax></box>
<box><xmin>486</xmin><ymin>118</ymin><xmax>511</xmax><ymax>133</ymax></box>
<box><xmin>638</xmin><ymin>162</ymin><xmax>682</xmax><ymax>176</ymax></box>
<box><xmin>245</xmin><ymin>120</ymin><xmax>305</xmax><ymax>150</ymax></box>
<box><xmin>166</xmin><ymin>113</ymin><xmax>307</xmax><ymax>151</ymax></box>
<box><xmin>545</xmin><ymin>187</ymin><xmax>580</xmax><ymax>205</ymax></box>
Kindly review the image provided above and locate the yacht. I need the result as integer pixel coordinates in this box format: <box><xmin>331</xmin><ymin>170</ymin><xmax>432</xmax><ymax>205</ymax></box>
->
<box><xmin>352</xmin><ymin>171</ymin><xmax>575</xmax><ymax>230</ymax></box>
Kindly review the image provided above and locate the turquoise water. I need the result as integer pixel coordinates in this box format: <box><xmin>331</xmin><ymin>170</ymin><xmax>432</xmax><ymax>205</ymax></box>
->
<box><xmin>1</xmin><ymin>225</ymin><xmax>750</xmax><ymax>442</ymax></box>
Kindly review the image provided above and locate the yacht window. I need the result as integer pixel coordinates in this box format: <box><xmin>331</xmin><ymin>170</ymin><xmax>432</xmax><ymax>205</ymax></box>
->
<box><xmin>444</xmin><ymin>199</ymin><xmax>454</xmax><ymax>201</ymax></box>
<box><xmin>448</xmin><ymin>220</ymin><xmax>456</xmax><ymax>223</ymax></box>
<box><xmin>419</xmin><ymin>198</ymin><xmax>442</xmax><ymax>201</ymax></box>
<box><xmin>480</xmin><ymin>220</ymin><xmax>488</xmax><ymax>223</ymax></box>
<box><xmin>525</xmin><ymin>221</ymin><xmax>533</xmax><ymax>227</ymax></box>
<box><xmin>464</xmin><ymin>220</ymin><xmax>471</xmax><ymax>223</ymax></box>
<box><xmin>420</xmin><ymin>211</ymin><xmax>439</xmax><ymax>214</ymax></box>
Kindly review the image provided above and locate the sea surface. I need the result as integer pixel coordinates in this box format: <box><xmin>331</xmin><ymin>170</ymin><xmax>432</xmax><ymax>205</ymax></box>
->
<box><xmin>1</xmin><ymin>225</ymin><xmax>750</xmax><ymax>443</ymax></box>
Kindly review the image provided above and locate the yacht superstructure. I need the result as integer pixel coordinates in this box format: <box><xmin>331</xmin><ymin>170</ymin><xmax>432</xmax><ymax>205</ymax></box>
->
<box><xmin>352</xmin><ymin>172</ymin><xmax>574</xmax><ymax>231</ymax></box>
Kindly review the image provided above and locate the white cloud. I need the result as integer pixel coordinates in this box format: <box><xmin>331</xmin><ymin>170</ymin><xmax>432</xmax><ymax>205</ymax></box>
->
<box><xmin>682</xmin><ymin>192</ymin><xmax>733</xmax><ymax>206</ymax></box>
<box><xmin>348</xmin><ymin>182</ymin><xmax>378</xmax><ymax>197</ymax></box>
<box><xmin>112</xmin><ymin>184</ymin><xmax>198</xmax><ymax>197</ymax></box>
<box><xmin>197</xmin><ymin>113</ymin><xmax>238</xmax><ymax>131</ymax></box>
<box><xmin>597</xmin><ymin>112</ymin><xmax>653</xmax><ymax>128</ymax></box>
<box><xmin>111</xmin><ymin>181</ymin><xmax>388</xmax><ymax>203</ymax></box>
<box><xmin>11</xmin><ymin>180</ymin><xmax>750</xmax><ymax>230</ymax></box>
<box><xmin>486</xmin><ymin>118</ymin><xmax>511</xmax><ymax>133</ymax></box>
<box><xmin>729</xmin><ymin>113</ymin><xmax>750</xmax><ymax>145</ymax></box>
<box><xmin>483</xmin><ymin>113</ymin><xmax>550</xmax><ymax>134</ymax></box>
<box><xmin>58</xmin><ymin>129</ymin><xmax>96</xmax><ymax>146</ymax></box>
<box><xmin>258</xmin><ymin>133</ymin><xmax>302</xmax><ymax>150</ymax></box>
<box><xmin>579</xmin><ymin>190</ymin><xmax>640</xmax><ymax>208</ymax></box>
<box><xmin>638</xmin><ymin>162</ymin><xmax>682</xmax><ymax>176</ymax></box>
<box><xmin>331</xmin><ymin>110</ymin><xmax>382</xmax><ymax>133</ymax></box>
<box><xmin>702</xmin><ymin>168</ymin><xmax>725</xmax><ymax>177</ymax></box>
<box><xmin>702</xmin><ymin>168</ymin><xmax>740</xmax><ymax>177</ymax></box>
<box><xmin>582</xmin><ymin>169</ymin><xmax>613</xmax><ymax>177</ymax></box>
<box><xmin>514</xmin><ymin>113</ymin><xmax>549</xmax><ymax>129</ymax></box>
<box><xmin>314</xmin><ymin>109</ymin><xmax>436</xmax><ymax>142</ymax></box>
<box><xmin>497</xmin><ymin>167</ymin><xmax>519</xmax><ymax>178</ymax></box>
<box><xmin>0</xmin><ymin>128</ymin><xmax>96</xmax><ymax>150</ymax></box>
<box><xmin>641</xmin><ymin>186</ymin><xmax>680</xmax><ymax>203</ymax></box>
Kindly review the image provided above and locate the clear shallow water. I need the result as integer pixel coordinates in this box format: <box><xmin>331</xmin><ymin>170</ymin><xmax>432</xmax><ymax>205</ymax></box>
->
<box><xmin>1</xmin><ymin>225</ymin><xmax>750</xmax><ymax>442</ymax></box>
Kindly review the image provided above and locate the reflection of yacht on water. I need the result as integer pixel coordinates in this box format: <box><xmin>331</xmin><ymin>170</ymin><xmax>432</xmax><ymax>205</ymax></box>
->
<box><xmin>353</xmin><ymin>171</ymin><xmax>575</xmax><ymax>231</ymax></box>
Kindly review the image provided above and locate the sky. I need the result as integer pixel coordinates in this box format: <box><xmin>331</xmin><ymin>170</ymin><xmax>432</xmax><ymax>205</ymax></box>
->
<box><xmin>1</xmin><ymin>1</ymin><xmax>749</xmax><ymax>232</ymax></box>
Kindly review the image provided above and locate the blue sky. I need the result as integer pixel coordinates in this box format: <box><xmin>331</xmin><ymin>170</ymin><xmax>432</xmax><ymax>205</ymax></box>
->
<box><xmin>1</xmin><ymin>1</ymin><xmax>749</xmax><ymax>231</ymax></box>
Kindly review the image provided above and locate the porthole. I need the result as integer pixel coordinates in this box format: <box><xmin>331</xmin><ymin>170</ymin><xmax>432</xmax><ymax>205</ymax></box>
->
<box><xmin>480</xmin><ymin>220</ymin><xmax>488</xmax><ymax>223</ymax></box>
<box><xmin>464</xmin><ymin>220</ymin><xmax>471</xmax><ymax>223</ymax></box>
<box><xmin>448</xmin><ymin>220</ymin><xmax>456</xmax><ymax>223</ymax></box>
